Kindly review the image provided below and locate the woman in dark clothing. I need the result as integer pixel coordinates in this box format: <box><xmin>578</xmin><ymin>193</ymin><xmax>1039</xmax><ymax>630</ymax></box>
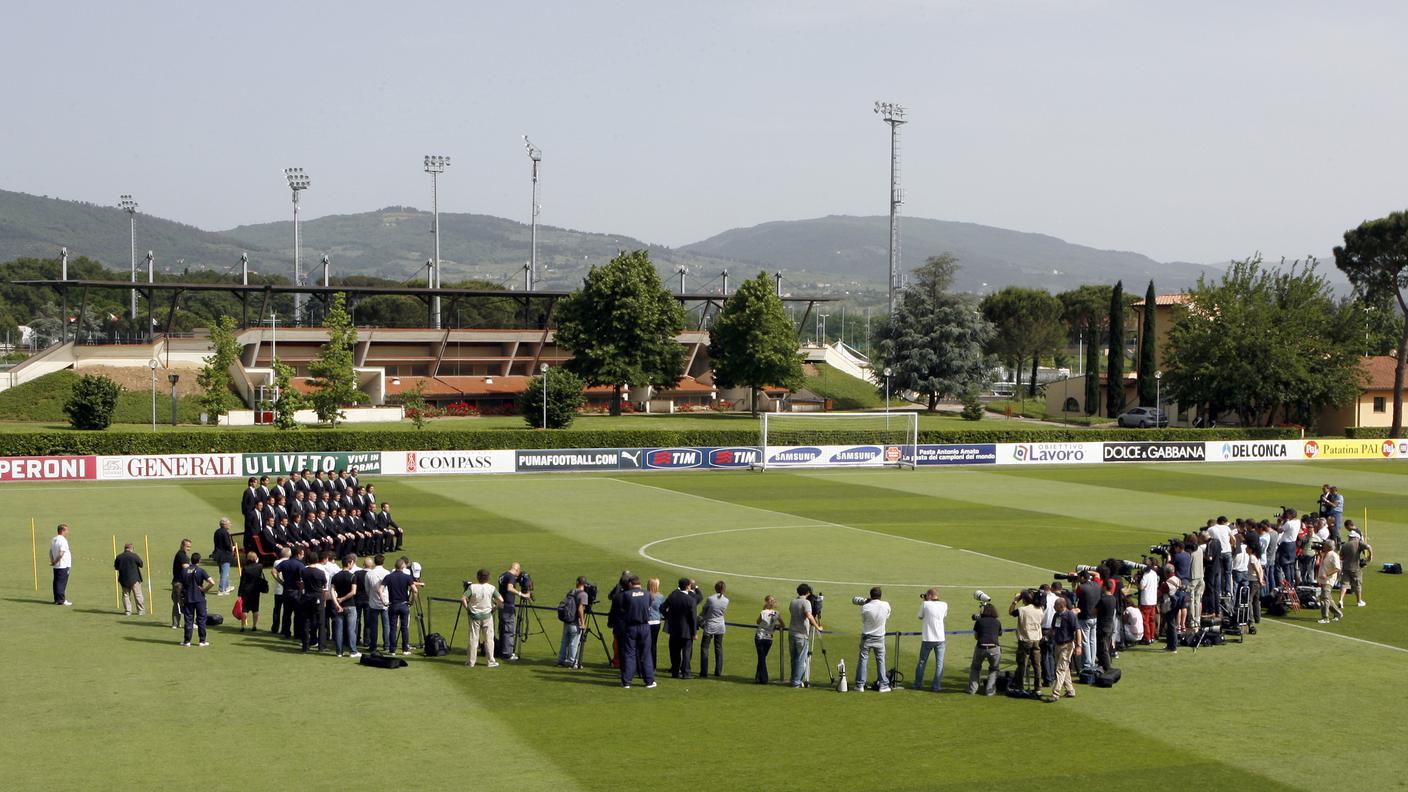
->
<box><xmin>211</xmin><ymin>518</ymin><xmax>237</xmax><ymax>595</ymax></box>
<box><xmin>237</xmin><ymin>552</ymin><xmax>265</xmax><ymax>632</ymax></box>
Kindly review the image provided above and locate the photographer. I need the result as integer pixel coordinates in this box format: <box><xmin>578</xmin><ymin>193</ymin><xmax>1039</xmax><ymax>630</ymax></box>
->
<box><xmin>1138</xmin><ymin>563</ymin><xmax>1158</xmax><ymax>644</ymax></box>
<box><xmin>1337</xmin><ymin>525</ymin><xmax>1372</xmax><ymax>609</ymax></box>
<box><xmin>1276</xmin><ymin>509</ymin><xmax>1300</xmax><ymax>589</ymax></box>
<box><xmin>462</xmin><ymin>569</ymin><xmax>502</xmax><ymax>668</ymax></box>
<box><xmin>913</xmin><ymin>587</ymin><xmax>948</xmax><ymax>692</ymax></box>
<box><xmin>497</xmin><ymin>561</ymin><xmax>532</xmax><ymax>662</ymax></box>
<box><xmin>1158</xmin><ymin>564</ymin><xmax>1183</xmax><ymax>652</ymax></box>
<box><xmin>1187</xmin><ymin>532</ymin><xmax>1207</xmax><ymax>629</ymax></box>
<box><xmin>787</xmin><ymin>584</ymin><xmax>822</xmax><ymax>688</ymax></box>
<box><xmin>1095</xmin><ymin>580</ymin><xmax>1117</xmax><ymax>671</ymax></box>
<box><xmin>557</xmin><ymin>577</ymin><xmax>589</xmax><ymax>668</ymax></box>
<box><xmin>966</xmin><ymin>603</ymin><xmax>1002</xmax><ymax>696</ymax></box>
<box><xmin>854</xmin><ymin>587</ymin><xmax>892</xmax><ymax>693</ymax></box>
<box><xmin>1008</xmin><ymin>590</ymin><xmax>1043</xmax><ymax>695</ymax></box>
<box><xmin>1048</xmin><ymin>597</ymin><xmax>1082</xmax><ymax>701</ymax></box>
<box><xmin>1315</xmin><ymin>542</ymin><xmax>1343</xmax><ymax>624</ymax></box>
<box><xmin>1074</xmin><ymin>571</ymin><xmax>1101</xmax><ymax>672</ymax></box>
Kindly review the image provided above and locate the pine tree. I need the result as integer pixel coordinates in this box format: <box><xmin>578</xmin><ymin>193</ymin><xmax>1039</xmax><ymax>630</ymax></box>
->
<box><xmin>1136</xmin><ymin>280</ymin><xmax>1158</xmax><ymax>407</ymax></box>
<box><xmin>709</xmin><ymin>272</ymin><xmax>804</xmax><ymax>415</ymax></box>
<box><xmin>197</xmin><ymin>315</ymin><xmax>241</xmax><ymax>421</ymax></box>
<box><xmin>1106</xmin><ymin>280</ymin><xmax>1126</xmax><ymax>418</ymax></box>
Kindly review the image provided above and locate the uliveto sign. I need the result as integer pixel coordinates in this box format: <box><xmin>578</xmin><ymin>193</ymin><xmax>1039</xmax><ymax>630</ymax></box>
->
<box><xmin>0</xmin><ymin>456</ymin><xmax>97</xmax><ymax>482</ymax></box>
<box><xmin>100</xmin><ymin>454</ymin><xmax>241</xmax><ymax>480</ymax></box>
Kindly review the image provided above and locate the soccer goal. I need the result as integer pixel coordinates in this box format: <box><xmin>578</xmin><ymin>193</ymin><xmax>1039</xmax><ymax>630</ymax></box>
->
<box><xmin>758</xmin><ymin>410</ymin><xmax>919</xmax><ymax>470</ymax></box>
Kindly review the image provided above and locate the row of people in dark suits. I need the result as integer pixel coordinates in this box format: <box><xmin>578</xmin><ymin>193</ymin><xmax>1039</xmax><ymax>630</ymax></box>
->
<box><xmin>240</xmin><ymin>468</ymin><xmax>367</xmax><ymax>514</ymax></box>
<box><xmin>243</xmin><ymin>484</ymin><xmax>380</xmax><ymax>528</ymax></box>
<box><xmin>244</xmin><ymin>504</ymin><xmax>402</xmax><ymax>560</ymax></box>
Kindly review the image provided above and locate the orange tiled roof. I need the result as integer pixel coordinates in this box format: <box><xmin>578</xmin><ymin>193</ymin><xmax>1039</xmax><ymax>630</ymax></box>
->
<box><xmin>1360</xmin><ymin>355</ymin><xmax>1401</xmax><ymax>391</ymax></box>
<box><xmin>1132</xmin><ymin>293</ymin><xmax>1192</xmax><ymax>307</ymax></box>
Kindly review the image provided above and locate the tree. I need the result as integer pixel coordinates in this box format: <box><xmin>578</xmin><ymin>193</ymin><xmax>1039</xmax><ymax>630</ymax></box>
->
<box><xmin>1136</xmin><ymin>280</ymin><xmax>1158</xmax><ymax>408</ymax></box>
<box><xmin>1334</xmin><ymin>211</ymin><xmax>1408</xmax><ymax>437</ymax></box>
<box><xmin>554</xmin><ymin>250</ymin><xmax>686</xmax><ymax>415</ymax></box>
<box><xmin>1058</xmin><ymin>284</ymin><xmax>1114</xmax><ymax>416</ymax></box>
<box><xmin>709</xmin><ymin>272</ymin><xmax>804</xmax><ymax>415</ymax></box>
<box><xmin>1106</xmin><ymin>281</ymin><xmax>1126</xmax><ymax>418</ymax></box>
<box><xmin>1164</xmin><ymin>255</ymin><xmax>1363</xmax><ymax>426</ymax></box>
<box><xmin>979</xmin><ymin>286</ymin><xmax>1063</xmax><ymax>397</ymax></box>
<box><xmin>520</xmin><ymin>367</ymin><xmax>588</xmax><ymax>429</ymax></box>
<box><xmin>270</xmin><ymin>359</ymin><xmax>306</xmax><ymax>430</ymax></box>
<box><xmin>196</xmin><ymin>315</ymin><xmax>241</xmax><ymax>422</ymax></box>
<box><xmin>305</xmin><ymin>292</ymin><xmax>367</xmax><ymax>427</ymax></box>
<box><xmin>872</xmin><ymin>254</ymin><xmax>994</xmax><ymax>411</ymax></box>
<box><xmin>401</xmin><ymin>379</ymin><xmax>429</xmax><ymax>430</ymax></box>
<box><xmin>64</xmin><ymin>373</ymin><xmax>120</xmax><ymax>430</ymax></box>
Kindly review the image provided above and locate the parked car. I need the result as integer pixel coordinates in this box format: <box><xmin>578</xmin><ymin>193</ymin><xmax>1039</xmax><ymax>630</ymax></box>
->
<box><xmin>1117</xmin><ymin>406</ymin><xmax>1168</xmax><ymax>428</ymax></box>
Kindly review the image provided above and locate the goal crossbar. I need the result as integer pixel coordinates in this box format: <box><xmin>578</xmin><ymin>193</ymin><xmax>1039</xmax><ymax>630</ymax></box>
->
<box><xmin>759</xmin><ymin>410</ymin><xmax>919</xmax><ymax>470</ymax></box>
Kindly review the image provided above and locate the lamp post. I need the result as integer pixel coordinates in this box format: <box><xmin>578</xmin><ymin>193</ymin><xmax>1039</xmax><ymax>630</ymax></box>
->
<box><xmin>819</xmin><ymin>313</ymin><xmax>830</xmax><ymax>345</ymax></box>
<box><xmin>523</xmin><ymin>137</ymin><xmax>541</xmax><ymax>291</ymax></box>
<box><xmin>168</xmin><ymin>373</ymin><xmax>180</xmax><ymax>426</ymax></box>
<box><xmin>266</xmin><ymin>311</ymin><xmax>278</xmax><ymax>364</ymax></box>
<box><xmin>1155</xmin><ymin>370</ymin><xmax>1162</xmax><ymax>423</ymax></box>
<box><xmin>539</xmin><ymin>362</ymin><xmax>549</xmax><ymax>429</ymax></box>
<box><xmin>284</xmin><ymin>167</ymin><xmax>310</xmax><ymax>323</ymax></box>
<box><xmin>424</xmin><ymin>155</ymin><xmax>450</xmax><ymax>328</ymax></box>
<box><xmin>120</xmin><ymin>195</ymin><xmax>138</xmax><ymax>319</ymax></box>
<box><xmin>883</xmin><ymin>366</ymin><xmax>893</xmax><ymax>429</ymax></box>
<box><xmin>148</xmin><ymin>359</ymin><xmax>158</xmax><ymax>432</ymax></box>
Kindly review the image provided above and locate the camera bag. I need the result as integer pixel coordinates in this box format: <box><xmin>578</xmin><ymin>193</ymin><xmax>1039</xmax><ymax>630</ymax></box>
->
<box><xmin>423</xmin><ymin>633</ymin><xmax>448</xmax><ymax>657</ymax></box>
<box><xmin>360</xmin><ymin>652</ymin><xmax>408</xmax><ymax>669</ymax></box>
<box><xmin>1094</xmin><ymin>668</ymin><xmax>1121</xmax><ymax>687</ymax></box>
<box><xmin>205</xmin><ymin>612</ymin><xmax>224</xmax><ymax>626</ymax></box>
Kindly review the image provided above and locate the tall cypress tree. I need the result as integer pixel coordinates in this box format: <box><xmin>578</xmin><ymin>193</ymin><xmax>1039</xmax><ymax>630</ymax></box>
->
<box><xmin>1106</xmin><ymin>280</ymin><xmax>1125</xmax><ymax>418</ymax></box>
<box><xmin>1084</xmin><ymin>317</ymin><xmax>1100</xmax><ymax>416</ymax></box>
<box><xmin>1136</xmin><ymin>280</ymin><xmax>1158</xmax><ymax>407</ymax></box>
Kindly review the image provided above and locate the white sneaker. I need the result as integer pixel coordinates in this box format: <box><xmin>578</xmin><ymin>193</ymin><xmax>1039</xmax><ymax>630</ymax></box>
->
<box><xmin>199</xmin><ymin>641</ymin><xmax>210</xmax><ymax>647</ymax></box>
<box><xmin>1317</xmin><ymin>618</ymin><xmax>1330</xmax><ymax>624</ymax></box>
<box><xmin>509</xmin><ymin>654</ymin><xmax>519</xmax><ymax>661</ymax></box>
<box><xmin>180</xmin><ymin>642</ymin><xmax>191</xmax><ymax>646</ymax></box>
<box><xmin>646</xmin><ymin>682</ymin><xmax>658</xmax><ymax>689</ymax></box>
<box><xmin>1358</xmin><ymin>601</ymin><xmax>1367</xmax><ymax>607</ymax></box>
<box><xmin>350</xmin><ymin>652</ymin><xmax>361</xmax><ymax>658</ymax></box>
<box><xmin>402</xmin><ymin>650</ymin><xmax>411</xmax><ymax>656</ymax></box>
<box><xmin>487</xmin><ymin>661</ymin><xmax>500</xmax><ymax>668</ymax></box>
<box><xmin>62</xmin><ymin>601</ymin><xmax>72</xmax><ymax>606</ymax></box>
<box><xmin>878</xmin><ymin>686</ymin><xmax>892</xmax><ymax>694</ymax></box>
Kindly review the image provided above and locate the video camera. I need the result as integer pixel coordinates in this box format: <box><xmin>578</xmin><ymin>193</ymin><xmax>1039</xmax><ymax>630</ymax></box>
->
<box><xmin>808</xmin><ymin>591</ymin><xmax>825</xmax><ymax>621</ymax></box>
<box><xmin>582</xmin><ymin>581</ymin><xmax>599</xmax><ymax>608</ymax></box>
<box><xmin>518</xmin><ymin>571</ymin><xmax>534</xmax><ymax>594</ymax></box>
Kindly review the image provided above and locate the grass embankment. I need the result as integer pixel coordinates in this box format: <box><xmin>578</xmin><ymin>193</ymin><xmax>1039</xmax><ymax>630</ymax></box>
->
<box><xmin>0</xmin><ymin>369</ymin><xmax>206</xmax><ymax>425</ymax></box>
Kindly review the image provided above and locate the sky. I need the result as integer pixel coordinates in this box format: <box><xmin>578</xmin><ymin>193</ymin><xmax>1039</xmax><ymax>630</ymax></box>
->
<box><xmin>3</xmin><ymin>0</ymin><xmax>1405</xmax><ymax>265</ymax></box>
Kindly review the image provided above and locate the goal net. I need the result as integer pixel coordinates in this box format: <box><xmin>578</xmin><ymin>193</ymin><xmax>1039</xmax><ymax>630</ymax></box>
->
<box><xmin>759</xmin><ymin>411</ymin><xmax>919</xmax><ymax>470</ymax></box>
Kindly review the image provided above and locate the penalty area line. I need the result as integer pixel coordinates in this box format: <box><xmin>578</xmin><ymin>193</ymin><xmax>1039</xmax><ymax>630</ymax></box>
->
<box><xmin>1258</xmin><ymin>618</ymin><xmax>1408</xmax><ymax>655</ymax></box>
<box><xmin>608</xmin><ymin>476</ymin><xmax>1057</xmax><ymax>575</ymax></box>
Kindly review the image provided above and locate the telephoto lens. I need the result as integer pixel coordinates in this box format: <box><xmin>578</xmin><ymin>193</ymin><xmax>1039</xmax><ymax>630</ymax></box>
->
<box><xmin>852</xmin><ymin>596</ymin><xmax>867</xmax><ymax>606</ymax></box>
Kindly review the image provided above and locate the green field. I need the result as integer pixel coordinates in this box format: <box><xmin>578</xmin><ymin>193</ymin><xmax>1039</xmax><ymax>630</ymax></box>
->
<box><xmin>4</xmin><ymin>461</ymin><xmax>1406</xmax><ymax>791</ymax></box>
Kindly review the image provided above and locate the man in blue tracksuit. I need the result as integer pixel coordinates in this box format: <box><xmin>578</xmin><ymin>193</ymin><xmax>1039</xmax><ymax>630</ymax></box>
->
<box><xmin>614</xmin><ymin>575</ymin><xmax>656</xmax><ymax>689</ymax></box>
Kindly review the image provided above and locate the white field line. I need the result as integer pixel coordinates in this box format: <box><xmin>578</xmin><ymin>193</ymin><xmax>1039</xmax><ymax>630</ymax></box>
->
<box><xmin>608</xmin><ymin>476</ymin><xmax>1058</xmax><ymax>574</ymax></box>
<box><xmin>1257</xmin><ymin>618</ymin><xmax>1408</xmax><ymax>655</ymax></box>
<box><xmin>636</xmin><ymin>524</ymin><xmax>1034</xmax><ymax>588</ymax></box>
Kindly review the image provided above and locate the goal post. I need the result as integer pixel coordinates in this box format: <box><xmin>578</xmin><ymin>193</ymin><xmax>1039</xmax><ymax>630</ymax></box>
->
<box><xmin>758</xmin><ymin>410</ymin><xmax>919</xmax><ymax>470</ymax></box>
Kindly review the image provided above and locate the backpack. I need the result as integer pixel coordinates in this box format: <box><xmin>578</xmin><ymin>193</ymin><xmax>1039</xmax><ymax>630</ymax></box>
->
<box><xmin>558</xmin><ymin>589</ymin><xmax>580</xmax><ymax>623</ymax></box>
<box><xmin>423</xmin><ymin>633</ymin><xmax>448</xmax><ymax>657</ymax></box>
<box><xmin>1204</xmin><ymin>539</ymin><xmax>1221</xmax><ymax>565</ymax></box>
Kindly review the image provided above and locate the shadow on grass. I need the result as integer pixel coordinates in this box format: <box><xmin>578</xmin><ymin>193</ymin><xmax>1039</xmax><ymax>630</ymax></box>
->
<box><xmin>3</xmin><ymin>596</ymin><xmax>60</xmax><ymax>607</ymax></box>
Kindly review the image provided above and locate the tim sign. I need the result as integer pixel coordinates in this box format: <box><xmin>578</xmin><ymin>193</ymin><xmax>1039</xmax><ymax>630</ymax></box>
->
<box><xmin>0</xmin><ymin>456</ymin><xmax>97</xmax><ymax>482</ymax></box>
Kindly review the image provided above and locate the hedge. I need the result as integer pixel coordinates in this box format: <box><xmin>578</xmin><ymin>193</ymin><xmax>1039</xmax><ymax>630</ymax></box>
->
<box><xmin>0</xmin><ymin>426</ymin><xmax>1303</xmax><ymax>457</ymax></box>
<box><xmin>1343</xmin><ymin>427</ymin><xmax>1405</xmax><ymax>439</ymax></box>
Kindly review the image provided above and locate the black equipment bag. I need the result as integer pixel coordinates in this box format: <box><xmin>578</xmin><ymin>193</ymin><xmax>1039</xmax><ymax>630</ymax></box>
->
<box><xmin>1077</xmin><ymin>668</ymin><xmax>1099</xmax><ymax>685</ymax></box>
<box><xmin>360</xmin><ymin>652</ymin><xmax>408</xmax><ymax>669</ymax></box>
<box><xmin>423</xmin><ymin>633</ymin><xmax>448</xmax><ymax>657</ymax></box>
<box><xmin>1094</xmin><ymin>668</ymin><xmax>1121</xmax><ymax>687</ymax></box>
<box><xmin>205</xmin><ymin>612</ymin><xmax>224</xmax><ymax>626</ymax></box>
<box><xmin>994</xmin><ymin>670</ymin><xmax>1012</xmax><ymax>693</ymax></box>
<box><xmin>1383</xmin><ymin>563</ymin><xmax>1403</xmax><ymax>574</ymax></box>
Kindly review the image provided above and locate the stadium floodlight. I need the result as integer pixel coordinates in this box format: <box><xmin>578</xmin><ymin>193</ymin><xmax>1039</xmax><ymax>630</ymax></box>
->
<box><xmin>424</xmin><ymin>154</ymin><xmax>451</xmax><ymax>328</ymax></box>
<box><xmin>284</xmin><ymin>167</ymin><xmax>311</xmax><ymax>323</ymax></box>
<box><xmin>524</xmin><ymin>137</ymin><xmax>542</xmax><ymax>291</ymax></box>
<box><xmin>873</xmin><ymin>100</ymin><xmax>907</xmax><ymax>316</ymax></box>
<box><xmin>119</xmin><ymin>194</ymin><xmax>139</xmax><ymax>319</ymax></box>
<box><xmin>883</xmin><ymin>366</ymin><xmax>893</xmax><ymax>419</ymax></box>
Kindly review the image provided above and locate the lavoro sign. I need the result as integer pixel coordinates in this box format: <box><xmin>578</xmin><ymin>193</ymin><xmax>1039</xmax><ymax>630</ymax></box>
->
<box><xmin>1102</xmin><ymin>441</ymin><xmax>1206</xmax><ymax>463</ymax></box>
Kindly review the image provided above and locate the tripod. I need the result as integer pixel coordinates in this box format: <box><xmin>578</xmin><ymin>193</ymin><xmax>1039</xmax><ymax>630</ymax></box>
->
<box><xmin>806</xmin><ymin>625</ymin><xmax>834</xmax><ymax>688</ymax></box>
<box><xmin>412</xmin><ymin>590</ymin><xmax>428</xmax><ymax>649</ymax></box>
<box><xmin>515</xmin><ymin>603</ymin><xmax>552</xmax><ymax>652</ymax></box>
<box><xmin>576</xmin><ymin>607</ymin><xmax>613</xmax><ymax>667</ymax></box>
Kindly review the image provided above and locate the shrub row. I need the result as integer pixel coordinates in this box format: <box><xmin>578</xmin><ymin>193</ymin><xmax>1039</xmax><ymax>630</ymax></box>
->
<box><xmin>0</xmin><ymin>426</ymin><xmax>1302</xmax><ymax>457</ymax></box>
<box><xmin>1343</xmin><ymin>427</ymin><xmax>1404</xmax><ymax>439</ymax></box>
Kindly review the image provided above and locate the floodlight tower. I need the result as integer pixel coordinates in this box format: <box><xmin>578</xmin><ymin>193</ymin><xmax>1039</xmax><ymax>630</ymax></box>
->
<box><xmin>284</xmin><ymin>167</ymin><xmax>311</xmax><ymax>323</ymax></box>
<box><xmin>874</xmin><ymin>101</ymin><xmax>907</xmax><ymax>316</ymax></box>
<box><xmin>424</xmin><ymin>154</ymin><xmax>451</xmax><ymax>328</ymax></box>
<box><xmin>119</xmin><ymin>195</ymin><xmax>139</xmax><ymax>319</ymax></box>
<box><xmin>523</xmin><ymin>137</ymin><xmax>542</xmax><ymax>291</ymax></box>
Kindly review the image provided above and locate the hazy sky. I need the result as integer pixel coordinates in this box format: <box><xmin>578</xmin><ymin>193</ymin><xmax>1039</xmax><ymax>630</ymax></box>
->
<box><xmin>5</xmin><ymin>1</ymin><xmax>1404</xmax><ymax>264</ymax></box>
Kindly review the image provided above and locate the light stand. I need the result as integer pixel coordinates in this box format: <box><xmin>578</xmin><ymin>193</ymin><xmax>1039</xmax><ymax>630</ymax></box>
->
<box><xmin>120</xmin><ymin>195</ymin><xmax>138</xmax><ymax>320</ymax></box>
<box><xmin>284</xmin><ymin>167</ymin><xmax>310</xmax><ymax>323</ymax></box>
<box><xmin>424</xmin><ymin>155</ymin><xmax>451</xmax><ymax>328</ymax></box>
<box><xmin>168</xmin><ymin>373</ymin><xmax>180</xmax><ymax>426</ymax></box>
<box><xmin>540</xmin><ymin>362</ymin><xmax>549</xmax><ymax>429</ymax></box>
<box><xmin>874</xmin><ymin>101</ymin><xmax>907</xmax><ymax>316</ymax></box>
<box><xmin>523</xmin><ymin>137</ymin><xmax>541</xmax><ymax>290</ymax></box>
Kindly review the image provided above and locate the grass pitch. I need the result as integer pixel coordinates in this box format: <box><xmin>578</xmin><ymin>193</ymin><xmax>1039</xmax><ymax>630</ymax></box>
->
<box><xmin>3</xmin><ymin>461</ymin><xmax>1405</xmax><ymax>791</ymax></box>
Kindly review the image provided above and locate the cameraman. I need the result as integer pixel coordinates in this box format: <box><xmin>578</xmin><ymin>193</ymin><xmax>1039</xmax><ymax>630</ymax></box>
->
<box><xmin>854</xmin><ymin>587</ymin><xmax>891</xmax><ymax>693</ymax></box>
<box><xmin>1074</xmin><ymin>571</ymin><xmax>1101</xmax><ymax>672</ymax></box>
<box><xmin>1048</xmin><ymin>597</ymin><xmax>1082</xmax><ymax>701</ymax></box>
<box><xmin>1138</xmin><ymin>563</ymin><xmax>1158</xmax><ymax>644</ymax></box>
<box><xmin>966</xmin><ymin>603</ymin><xmax>1002</xmax><ymax>696</ymax></box>
<box><xmin>497</xmin><ymin>561</ymin><xmax>532</xmax><ymax>662</ymax></box>
<box><xmin>787</xmin><ymin>584</ymin><xmax>822</xmax><ymax>688</ymax></box>
<box><xmin>913</xmin><ymin>587</ymin><xmax>948</xmax><ymax>692</ymax></box>
<box><xmin>1008</xmin><ymin>590</ymin><xmax>1043</xmax><ymax>694</ymax></box>
<box><xmin>1276</xmin><ymin>509</ymin><xmax>1301</xmax><ymax>589</ymax></box>
<box><xmin>557</xmin><ymin>577</ymin><xmax>589</xmax><ymax>668</ymax></box>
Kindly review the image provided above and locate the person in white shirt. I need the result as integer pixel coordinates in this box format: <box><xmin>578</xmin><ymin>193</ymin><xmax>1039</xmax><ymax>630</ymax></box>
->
<box><xmin>855</xmin><ymin>587</ymin><xmax>892</xmax><ymax>692</ymax></box>
<box><xmin>1276</xmin><ymin>510</ymin><xmax>1301</xmax><ymax>590</ymax></box>
<box><xmin>1316</xmin><ymin>544</ymin><xmax>1343</xmax><ymax>624</ymax></box>
<box><xmin>1208</xmin><ymin>517</ymin><xmax>1233</xmax><ymax>608</ymax></box>
<box><xmin>1138</xmin><ymin>566</ymin><xmax>1158</xmax><ymax>644</ymax></box>
<box><xmin>1120</xmin><ymin>596</ymin><xmax>1144</xmax><ymax>644</ymax></box>
<box><xmin>363</xmin><ymin>555</ymin><xmax>390</xmax><ymax>653</ymax></box>
<box><xmin>913</xmin><ymin>587</ymin><xmax>948</xmax><ymax>692</ymax></box>
<box><xmin>461</xmin><ymin>568</ymin><xmax>503</xmax><ymax>668</ymax></box>
<box><xmin>49</xmin><ymin>523</ymin><xmax>72</xmax><ymax>606</ymax></box>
